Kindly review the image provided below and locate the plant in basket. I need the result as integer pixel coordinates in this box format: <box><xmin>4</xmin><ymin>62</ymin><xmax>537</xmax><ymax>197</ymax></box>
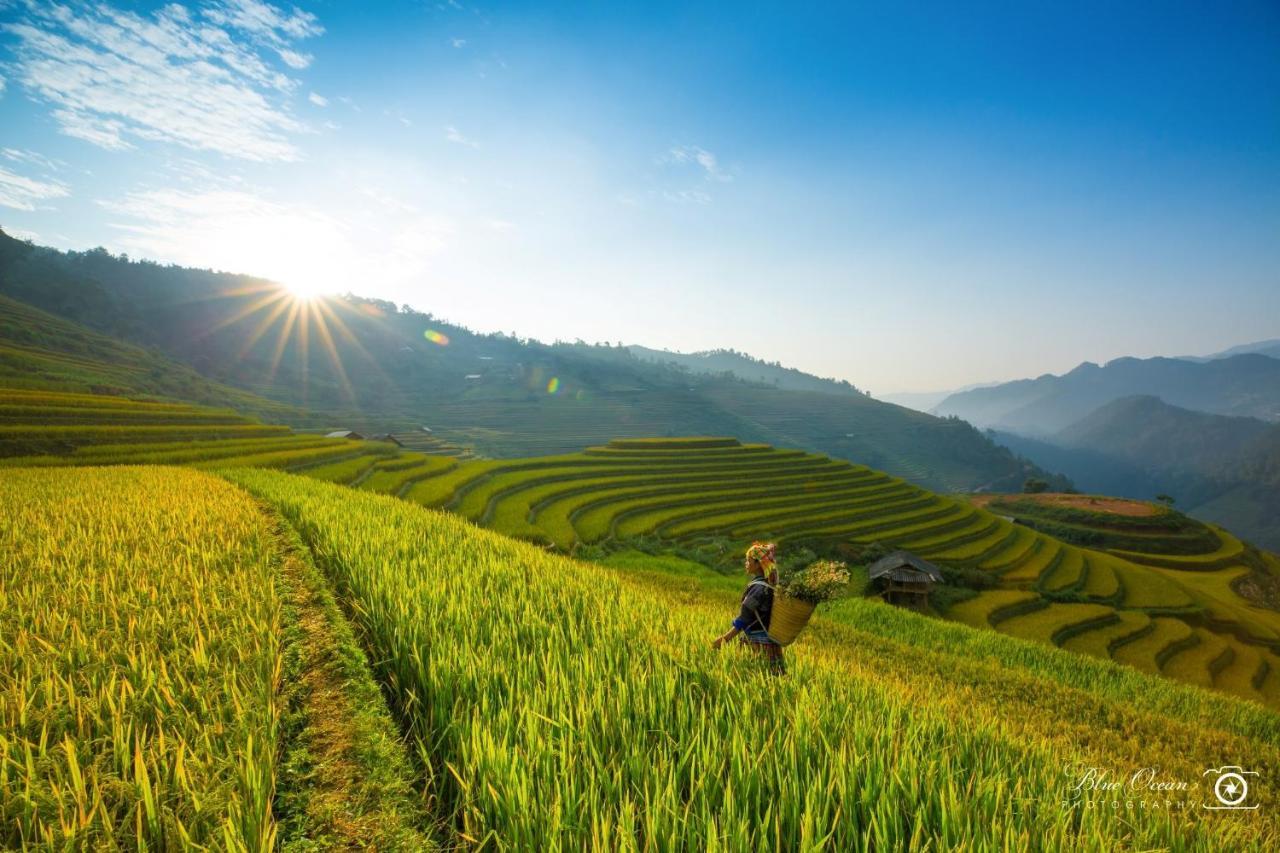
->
<box><xmin>768</xmin><ymin>559</ymin><xmax>850</xmax><ymax>646</ymax></box>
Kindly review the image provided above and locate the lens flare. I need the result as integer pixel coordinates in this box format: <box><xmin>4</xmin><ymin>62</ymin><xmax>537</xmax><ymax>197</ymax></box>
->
<box><xmin>424</xmin><ymin>329</ymin><xmax>450</xmax><ymax>346</ymax></box>
<box><xmin>546</xmin><ymin>377</ymin><xmax>560</xmax><ymax>394</ymax></box>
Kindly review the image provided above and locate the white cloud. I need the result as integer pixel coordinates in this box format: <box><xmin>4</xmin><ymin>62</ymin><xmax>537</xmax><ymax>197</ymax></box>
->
<box><xmin>0</xmin><ymin>165</ymin><xmax>70</xmax><ymax>211</ymax></box>
<box><xmin>662</xmin><ymin>188</ymin><xmax>711</xmax><ymax>205</ymax></box>
<box><xmin>308</xmin><ymin>91</ymin><xmax>328</xmax><ymax>106</ymax></box>
<box><xmin>445</xmin><ymin>125</ymin><xmax>478</xmax><ymax>148</ymax></box>
<box><xmin>0</xmin><ymin>74</ymin><xmax>6</xmax><ymax>97</ymax></box>
<box><xmin>2</xmin><ymin>148</ymin><xmax>65</xmax><ymax>171</ymax></box>
<box><xmin>204</xmin><ymin>0</ymin><xmax>324</xmax><ymax>68</ymax></box>
<box><xmin>451</xmin><ymin>37</ymin><xmax>467</xmax><ymax>48</ymax></box>
<box><xmin>3</xmin><ymin>0</ymin><xmax>323</xmax><ymax>161</ymax></box>
<box><xmin>666</xmin><ymin>145</ymin><xmax>732</xmax><ymax>182</ymax></box>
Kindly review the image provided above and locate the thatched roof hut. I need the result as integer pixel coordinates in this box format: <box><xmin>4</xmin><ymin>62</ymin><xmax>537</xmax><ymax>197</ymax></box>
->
<box><xmin>868</xmin><ymin>551</ymin><xmax>943</xmax><ymax>609</ymax></box>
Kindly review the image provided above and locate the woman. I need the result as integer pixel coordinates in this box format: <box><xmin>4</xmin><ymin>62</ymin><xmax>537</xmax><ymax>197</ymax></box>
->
<box><xmin>712</xmin><ymin>541</ymin><xmax>785</xmax><ymax>675</ymax></box>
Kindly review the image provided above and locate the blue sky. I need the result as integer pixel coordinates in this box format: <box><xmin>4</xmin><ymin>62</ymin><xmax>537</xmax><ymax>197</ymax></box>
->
<box><xmin>0</xmin><ymin>0</ymin><xmax>1276</xmax><ymax>393</ymax></box>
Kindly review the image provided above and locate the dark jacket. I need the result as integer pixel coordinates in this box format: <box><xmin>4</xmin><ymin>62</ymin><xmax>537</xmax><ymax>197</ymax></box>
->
<box><xmin>733</xmin><ymin>577</ymin><xmax>774</xmax><ymax>634</ymax></box>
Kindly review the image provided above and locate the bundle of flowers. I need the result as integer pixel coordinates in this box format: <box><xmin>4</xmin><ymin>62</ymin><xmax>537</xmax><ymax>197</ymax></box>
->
<box><xmin>778</xmin><ymin>559</ymin><xmax>850</xmax><ymax>604</ymax></box>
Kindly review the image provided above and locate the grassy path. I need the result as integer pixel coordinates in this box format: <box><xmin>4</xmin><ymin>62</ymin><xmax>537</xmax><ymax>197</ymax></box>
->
<box><xmin>265</xmin><ymin>507</ymin><xmax>434</xmax><ymax>850</ymax></box>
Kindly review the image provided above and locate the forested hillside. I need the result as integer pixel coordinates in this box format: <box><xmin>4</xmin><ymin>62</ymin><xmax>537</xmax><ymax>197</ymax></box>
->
<box><xmin>0</xmin><ymin>229</ymin><xmax>1065</xmax><ymax>493</ymax></box>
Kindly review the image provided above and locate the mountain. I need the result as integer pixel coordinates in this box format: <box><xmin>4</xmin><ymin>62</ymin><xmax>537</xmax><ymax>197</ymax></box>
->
<box><xmin>1056</xmin><ymin>395</ymin><xmax>1273</xmax><ymax>475</ymax></box>
<box><xmin>992</xmin><ymin>395</ymin><xmax>1280</xmax><ymax>549</ymax></box>
<box><xmin>627</xmin><ymin>345</ymin><xmax>861</xmax><ymax>396</ymax></box>
<box><xmin>877</xmin><ymin>382</ymin><xmax>1002</xmax><ymax>414</ymax></box>
<box><xmin>935</xmin><ymin>355</ymin><xmax>1280</xmax><ymax>434</ymax></box>
<box><xmin>1180</xmin><ymin>338</ymin><xmax>1280</xmax><ymax>362</ymax></box>
<box><xmin>0</xmin><ymin>228</ymin><xmax>1065</xmax><ymax>493</ymax></box>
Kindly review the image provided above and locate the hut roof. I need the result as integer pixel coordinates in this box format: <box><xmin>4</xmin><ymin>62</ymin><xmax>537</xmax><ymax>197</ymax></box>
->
<box><xmin>326</xmin><ymin>430</ymin><xmax>364</xmax><ymax>439</ymax></box>
<box><xmin>868</xmin><ymin>551</ymin><xmax>944</xmax><ymax>583</ymax></box>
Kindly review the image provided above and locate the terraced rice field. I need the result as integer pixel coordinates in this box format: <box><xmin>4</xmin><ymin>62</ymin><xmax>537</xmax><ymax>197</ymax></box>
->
<box><xmin>225</xmin><ymin>469</ymin><xmax>1280</xmax><ymax>849</ymax></box>
<box><xmin>5</xmin><ymin>461</ymin><xmax>1279</xmax><ymax>847</ymax></box>
<box><xmin>351</xmin><ymin>437</ymin><xmax>1280</xmax><ymax>708</ymax></box>
<box><xmin>6</xmin><ymin>405</ymin><xmax>1279</xmax><ymax>711</ymax></box>
<box><xmin>0</xmin><ymin>388</ymin><xmax>405</xmax><ymax>474</ymax></box>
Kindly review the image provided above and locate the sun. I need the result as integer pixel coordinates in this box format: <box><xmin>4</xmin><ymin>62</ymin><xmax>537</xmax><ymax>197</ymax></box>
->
<box><xmin>282</xmin><ymin>277</ymin><xmax>332</xmax><ymax>301</ymax></box>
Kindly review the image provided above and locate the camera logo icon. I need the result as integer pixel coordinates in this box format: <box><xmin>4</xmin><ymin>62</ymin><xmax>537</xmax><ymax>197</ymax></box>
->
<box><xmin>1202</xmin><ymin>766</ymin><xmax>1259</xmax><ymax>810</ymax></box>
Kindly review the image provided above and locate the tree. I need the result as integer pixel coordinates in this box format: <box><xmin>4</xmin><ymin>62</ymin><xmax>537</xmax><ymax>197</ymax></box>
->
<box><xmin>1155</xmin><ymin>493</ymin><xmax>1177</xmax><ymax>507</ymax></box>
<box><xmin>1023</xmin><ymin>477</ymin><xmax>1050</xmax><ymax>494</ymax></box>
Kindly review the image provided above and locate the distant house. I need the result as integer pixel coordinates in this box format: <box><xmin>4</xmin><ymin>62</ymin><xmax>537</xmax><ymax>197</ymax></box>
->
<box><xmin>370</xmin><ymin>433</ymin><xmax>404</xmax><ymax>447</ymax></box>
<box><xmin>465</xmin><ymin>374</ymin><xmax>483</xmax><ymax>380</ymax></box>
<box><xmin>420</xmin><ymin>425</ymin><xmax>434</xmax><ymax>433</ymax></box>
<box><xmin>326</xmin><ymin>430</ymin><xmax>365</xmax><ymax>440</ymax></box>
<box><xmin>868</xmin><ymin>551</ymin><xmax>944</xmax><ymax>610</ymax></box>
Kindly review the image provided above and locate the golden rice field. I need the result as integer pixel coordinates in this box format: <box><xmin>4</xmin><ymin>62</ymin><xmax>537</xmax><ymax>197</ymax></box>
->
<box><xmin>293</xmin><ymin>436</ymin><xmax>1280</xmax><ymax>709</ymax></box>
<box><xmin>9</xmin><ymin>398</ymin><xmax>1280</xmax><ymax>712</ymax></box>
<box><xmin>0</xmin><ymin>468</ymin><xmax>281</xmax><ymax>849</ymax></box>
<box><xmin>229</xmin><ymin>468</ymin><xmax>1278</xmax><ymax>849</ymax></box>
<box><xmin>0</xmin><ymin>467</ymin><xmax>426</xmax><ymax>850</ymax></box>
<box><xmin>3</xmin><ymin>464</ymin><xmax>1279</xmax><ymax>848</ymax></box>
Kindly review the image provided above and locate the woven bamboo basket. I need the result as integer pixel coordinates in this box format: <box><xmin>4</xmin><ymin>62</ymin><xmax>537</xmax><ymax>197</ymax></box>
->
<box><xmin>767</xmin><ymin>593</ymin><xmax>816</xmax><ymax>646</ymax></box>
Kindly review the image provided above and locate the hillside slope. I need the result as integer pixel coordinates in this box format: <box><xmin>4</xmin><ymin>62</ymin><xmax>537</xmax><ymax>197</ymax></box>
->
<box><xmin>0</xmin><ymin>230</ymin><xmax>1063</xmax><ymax>493</ymax></box>
<box><xmin>0</xmin><ymin>294</ymin><xmax>309</xmax><ymax>422</ymax></box>
<box><xmin>628</xmin><ymin>344</ymin><xmax>862</xmax><ymax>395</ymax></box>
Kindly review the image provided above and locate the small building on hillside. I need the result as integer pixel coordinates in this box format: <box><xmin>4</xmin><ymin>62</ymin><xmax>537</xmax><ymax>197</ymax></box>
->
<box><xmin>868</xmin><ymin>551</ymin><xmax>944</xmax><ymax>610</ymax></box>
<box><xmin>326</xmin><ymin>430</ymin><xmax>365</xmax><ymax>440</ymax></box>
<box><xmin>370</xmin><ymin>433</ymin><xmax>404</xmax><ymax>447</ymax></box>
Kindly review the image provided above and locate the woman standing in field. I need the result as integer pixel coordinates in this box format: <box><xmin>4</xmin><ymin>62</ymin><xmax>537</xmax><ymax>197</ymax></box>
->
<box><xmin>712</xmin><ymin>541</ymin><xmax>785</xmax><ymax>675</ymax></box>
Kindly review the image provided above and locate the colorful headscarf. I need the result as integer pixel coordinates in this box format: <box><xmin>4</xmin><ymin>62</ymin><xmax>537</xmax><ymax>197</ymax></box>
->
<box><xmin>746</xmin><ymin>541</ymin><xmax>778</xmax><ymax>582</ymax></box>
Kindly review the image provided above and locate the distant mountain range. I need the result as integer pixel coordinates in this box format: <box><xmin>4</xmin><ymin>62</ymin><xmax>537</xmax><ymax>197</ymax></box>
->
<box><xmin>1181</xmin><ymin>339</ymin><xmax>1280</xmax><ymax>362</ymax></box>
<box><xmin>877</xmin><ymin>383</ymin><xmax>1000</xmax><ymax>414</ymax></box>
<box><xmin>0</xmin><ymin>228</ymin><xmax>1064</xmax><ymax>494</ymax></box>
<box><xmin>934</xmin><ymin>354</ymin><xmax>1280</xmax><ymax>435</ymax></box>
<box><xmin>992</xmin><ymin>395</ymin><xmax>1280</xmax><ymax>550</ymax></box>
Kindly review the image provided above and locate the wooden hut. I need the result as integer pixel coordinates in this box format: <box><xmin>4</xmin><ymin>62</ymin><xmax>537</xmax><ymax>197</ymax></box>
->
<box><xmin>326</xmin><ymin>430</ymin><xmax>365</xmax><ymax>440</ymax></box>
<box><xmin>371</xmin><ymin>433</ymin><xmax>405</xmax><ymax>447</ymax></box>
<box><xmin>868</xmin><ymin>551</ymin><xmax>944</xmax><ymax>610</ymax></box>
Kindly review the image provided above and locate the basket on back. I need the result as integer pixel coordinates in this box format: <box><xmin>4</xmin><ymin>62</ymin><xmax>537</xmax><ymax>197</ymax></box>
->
<box><xmin>767</xmin><ymin>559</ymin><xmax>851</xmax><ymax>646</ymax></box>
<box><xmin>767</xmin><ymin>593</ymin><xmax>815</xmax><ymax>646</ymax></box>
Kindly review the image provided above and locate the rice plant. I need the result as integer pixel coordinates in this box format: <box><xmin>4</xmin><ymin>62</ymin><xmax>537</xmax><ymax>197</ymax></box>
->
<box><xmin>229</xmin><ymin>469</ymin><xmax>1280</xmax><ymax>850</ymax></box>
<box><xmin>0</xmin><ymin>467</ymin><xmax>282</xmax><ymax>850</ymax></box>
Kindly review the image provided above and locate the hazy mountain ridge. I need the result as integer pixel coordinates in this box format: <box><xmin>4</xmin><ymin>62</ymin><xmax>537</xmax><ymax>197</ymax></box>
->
<box><xmin>993</xmin><ymin>395</ymin><xmax>1280</xmax><ymax>549</ymax></box>
<box><xmin>0</xmin><ymin>229</ymin><xmax>1062</xmax><ymax>493</ymax></box>
<box><xmin>627</xmin><ymin>345</ymin><xmax>862</xmax><ymax>396</ymax></box>
<box><xmin>936</xmin><ymin>354</ymin><xmax>1280</xmax><ymax>433</ymax></box>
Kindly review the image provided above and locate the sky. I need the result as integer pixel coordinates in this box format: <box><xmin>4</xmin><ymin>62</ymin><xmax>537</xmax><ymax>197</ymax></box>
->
<box><xmin>0</xmin><ymin>1</ymin><xmax>1277</xmax><ymax>394</ymax></box>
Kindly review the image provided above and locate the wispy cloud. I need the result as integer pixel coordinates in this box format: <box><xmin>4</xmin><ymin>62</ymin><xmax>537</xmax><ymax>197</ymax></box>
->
<box><xmin>445</xmin><ymin>125</ymin><xmax>479</xmax><ymax>148</ymax></box>
<box><xmin>662</xmin><ymin>188</ymin><xmax>711</xmax><ymax>205</ymax></box>
<box><xmin>2</xmin><ymin>148</ymin><xmax>65</xmax><ymax>171</ymax></box>
<box><xmin>2</xmin><ymin>0</ymin><xmax>323</xmax><ymax>161</ymax></box>
<box><xmin>308</xmin><ymin>92</ymin><xmax>328</xmax><ymax>106</ymax></box>
<box><xmin>666</xmin><ymin>145</ymin><xmax>732</xmax><ymax>182</ymax></box>
<box><xmin>451</xmin><ymin>37</ymin><xmax>467</xmax><ymax>48</ymax></box>
<box><xmin>0</xmin><ymin>165</ymin><xmax>70</xmax><ymax>211</ymax></box>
